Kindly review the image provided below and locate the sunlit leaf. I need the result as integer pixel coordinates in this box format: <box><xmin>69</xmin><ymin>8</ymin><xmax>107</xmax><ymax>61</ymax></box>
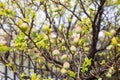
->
<box><xmin>112</xmin><ymin>37</ymin><xmax>118</xmax><ymax>46</ymax></box>
<box><xmin>68</xmin><ymin>70</ymin><xmax>76</xmax><ymax>78</ymax></box>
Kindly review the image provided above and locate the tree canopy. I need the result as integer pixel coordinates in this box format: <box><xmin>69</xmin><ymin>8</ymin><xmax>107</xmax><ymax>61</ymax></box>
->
<box><xmin>0</xmin><ymin>0</ymin><xmax>120</xmax><ymax>80</ymax></box>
